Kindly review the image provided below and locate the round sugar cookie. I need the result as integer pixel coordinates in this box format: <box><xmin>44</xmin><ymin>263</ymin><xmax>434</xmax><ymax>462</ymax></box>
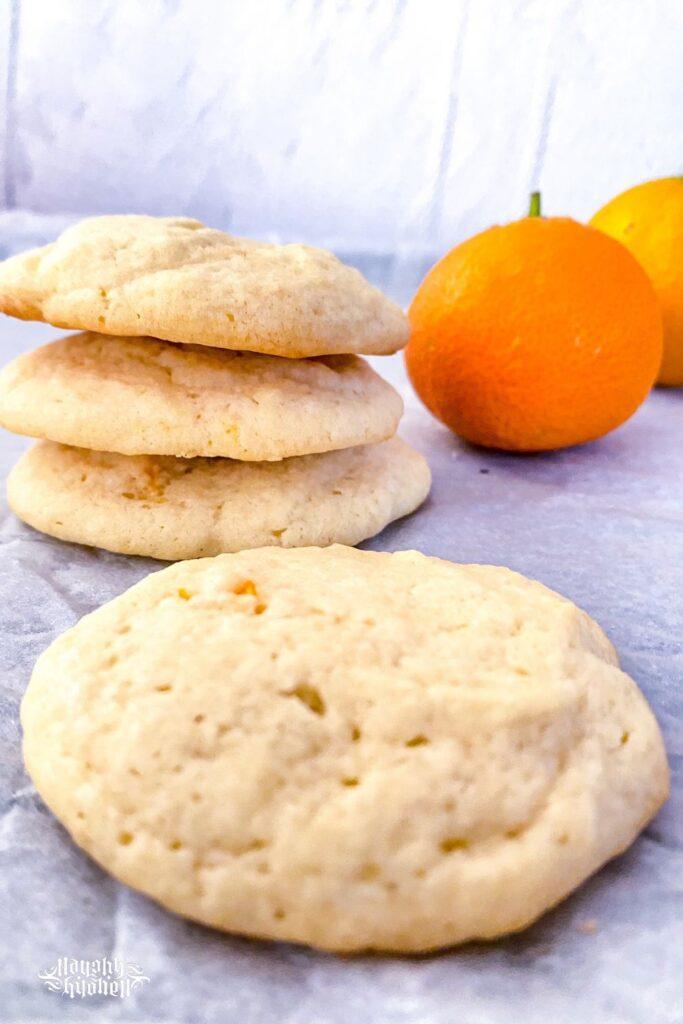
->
<box><xmin>7</xmin><ymin>439</ymin><xmax>430</xmax><ymax>560</ymax></box>
<box><xmin>0</xmin><ymin>215</ymin><xmax>409</xmax><ymax>357</ymax></box>
<box><xmin>22</xmin><ymin>545</ymin><xmax>668</xmax><ymax>952</ymax></box>
<box><xmin>0</xmin><ymin>333</ymin><xmax>403</xmax><ymax>460</ymax></box>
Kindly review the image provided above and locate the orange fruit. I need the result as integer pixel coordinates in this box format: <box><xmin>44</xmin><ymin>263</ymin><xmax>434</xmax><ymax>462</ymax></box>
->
<box><xmin>590</xmin><ymin>177</ymin><xmax>683</xmax><ymax>386</ymax></box>
<box><xmin>406</xmin><ymin>197</ymin><xmax>663</xmax><ymax>451</ymax></box>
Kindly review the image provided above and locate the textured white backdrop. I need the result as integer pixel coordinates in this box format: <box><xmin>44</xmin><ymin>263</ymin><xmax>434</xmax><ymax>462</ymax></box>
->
<box><xmin>1</xmin><ymin>0</ymin><xmax>682</xmax><ymax>249</ymax></box>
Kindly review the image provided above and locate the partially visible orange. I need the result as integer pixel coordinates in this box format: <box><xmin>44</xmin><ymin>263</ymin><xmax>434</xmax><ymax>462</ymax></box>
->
<box><xmin>590</xmin><ymin>177</ymin><xmax>683</xmax><ymax>386</ymax></box>
<box><xmin>406</xmin><ymin>201</ymin><xmax>663</xmax><ymax>452</ymax></box>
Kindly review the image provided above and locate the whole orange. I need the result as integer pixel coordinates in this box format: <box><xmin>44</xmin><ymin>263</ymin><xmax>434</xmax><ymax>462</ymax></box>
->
<box><xmin>590</xmin><ymin>177</ymin><xmax>683</xmax><ymax>386</ymax></box>
<box><xmin>406</xmin><ymin>203</ymin><xmax>663</xmax><ymax>451</ymax></box>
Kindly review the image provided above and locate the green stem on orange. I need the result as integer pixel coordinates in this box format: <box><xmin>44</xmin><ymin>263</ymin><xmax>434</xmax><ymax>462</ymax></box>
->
<box><xmin>528</xmin><ymin>191</ymin><xmax>542</xmax><ymax>217</ymax></box>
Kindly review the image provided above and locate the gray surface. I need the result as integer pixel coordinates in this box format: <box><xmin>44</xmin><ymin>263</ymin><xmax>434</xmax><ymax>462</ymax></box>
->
<box><xmin>0</xmin><ymin>214</ymin><xmax>681</xmax><ymax>1023</ymax></box>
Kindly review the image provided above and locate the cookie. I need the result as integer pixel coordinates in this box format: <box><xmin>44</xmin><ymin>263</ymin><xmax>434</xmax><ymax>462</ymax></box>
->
<box><xmin>22</xmin><ymin>546</ymin><xmax>668</xmax><ymax>952</ymax></box>
<box><xmin>8</xmin><ymin>439</ymin><xmax>430</xmax><ymax>560</ymax></box>
<box><xmin>0</xmin><ymin>333</ymin><xmax>403</xmax><ymax>460</ymax></box>
<box><xmin>0</xmin><ymin>215</ymin><xmax>408</xmax><ymax>357</ymax></box>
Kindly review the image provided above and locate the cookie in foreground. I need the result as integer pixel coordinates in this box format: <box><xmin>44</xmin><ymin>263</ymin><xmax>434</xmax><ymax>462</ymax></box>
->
<box><xmin>21</xmin><ymin>545</ymin><xmax>668</xmax><ymax>953</ymax></box>
<box><xmin>0</xmin><ymin>214</ymin><xmax>408</xmax><ymax>358</ymax></box>
<box><xmin>8</xmin><ymin>439</ymin><xmax>430</xmax><ymax>559</ymax></box>
<box><xmin>0</xmin><ymin>332</ymin><xmax>403</xmax><ymax>460</ymax></box>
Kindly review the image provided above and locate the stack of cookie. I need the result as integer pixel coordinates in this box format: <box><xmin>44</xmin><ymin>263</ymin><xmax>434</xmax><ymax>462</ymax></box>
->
<box><xmin>0</xmin><ymin>215</ymin><xmax>430</xmax><ymax>560</ymax></box>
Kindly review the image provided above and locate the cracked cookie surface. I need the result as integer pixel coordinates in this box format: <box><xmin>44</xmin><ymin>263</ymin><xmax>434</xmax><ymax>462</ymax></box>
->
<box><xmin>21</xmin><ymin>545</ymin><xmax>668</xmax><ymax>952</ymax></box>
<box><xmin>8</xmin><ymin>438</ymin><xmax>430</xmax><ymax>559</ymax></box>
<box><xmin>0</xmin><ymin>215</ymin><xmax>409</xmax><ymax>357</ymax></box>
<box><xmin>0</xmin><ymin>332</ymin><xmax>403</xmax><ymax>460</ymax></box>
